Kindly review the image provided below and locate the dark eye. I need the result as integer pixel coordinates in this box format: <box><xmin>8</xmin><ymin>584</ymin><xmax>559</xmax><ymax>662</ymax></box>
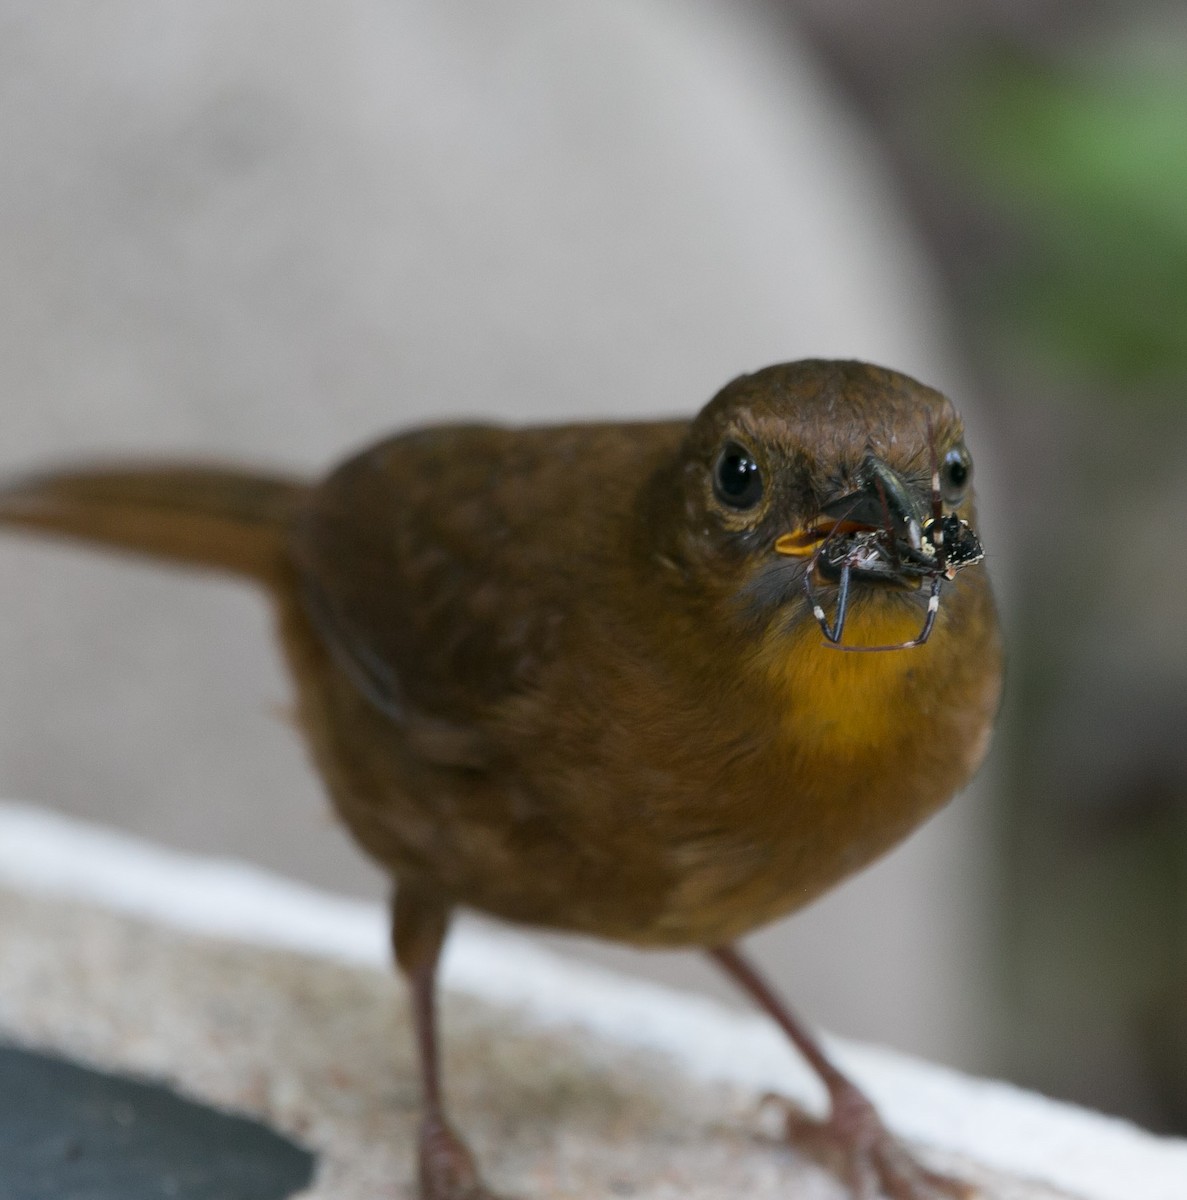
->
<box><xmin>713</xmin><ymin>442</ymin><xmax>763</xmax><ymax>509</ymax></box>
<box><xmin>940</xmin><ymin>446</ymin><xmax>972</xmax><ymax>503</ymax></box>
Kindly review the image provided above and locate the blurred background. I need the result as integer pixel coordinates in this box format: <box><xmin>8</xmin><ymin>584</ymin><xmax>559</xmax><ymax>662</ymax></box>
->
<box><xmin>0</xmin><ymin>0</ymin><xmax>1182</xmax><ymax>1134</ymax></box>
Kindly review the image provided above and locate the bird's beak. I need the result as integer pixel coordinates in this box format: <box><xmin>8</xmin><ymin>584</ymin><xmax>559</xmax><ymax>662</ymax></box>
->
<box><xmin>772</xmin><ymin>456</ymin><xmax>934</xmax><ymax>582</ymax></box>
<box><xmin>773</xmin><ymin>520</ymin><xmax>865</xmax><ymax>558</ymax></box>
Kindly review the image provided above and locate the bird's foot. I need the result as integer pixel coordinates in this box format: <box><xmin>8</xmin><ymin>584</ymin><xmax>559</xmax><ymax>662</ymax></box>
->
<box><xmin>418</xmin><ymin>1115</ymin><xmax>506</xmax><ymax>1200</ymax></box>
<box><xmin>761</xmin><ymin>1086</ymin><xmax>978</xmax><ymax>1200</ymax></box>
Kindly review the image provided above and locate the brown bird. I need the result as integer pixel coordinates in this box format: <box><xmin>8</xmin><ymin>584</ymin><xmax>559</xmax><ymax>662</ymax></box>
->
<box><xmin>0</xmin><ymin>360</ymin><xmax>1002</xmax><ymax>1200</ymax></box>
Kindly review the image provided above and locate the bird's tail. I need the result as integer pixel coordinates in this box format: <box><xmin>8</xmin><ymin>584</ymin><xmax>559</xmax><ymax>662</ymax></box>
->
<box><xmin>0</xmin><ymin>463</ymin><xmax>309</xmax><ymax>584</ymax></box>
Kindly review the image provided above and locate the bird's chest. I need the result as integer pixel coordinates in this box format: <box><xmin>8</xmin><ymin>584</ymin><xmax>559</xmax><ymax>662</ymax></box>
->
<box><xmin>639</xmin><ymin>598</ymin><xmax>999</xmax><ymax>944</ymax></box>
<box><xmin>770</xmin><ymin>609</ymin><xmax>931</xmax><ymax>756</ymax></box>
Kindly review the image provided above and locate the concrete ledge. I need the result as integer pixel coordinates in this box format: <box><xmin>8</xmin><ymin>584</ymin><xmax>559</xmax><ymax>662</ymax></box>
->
<box><xmin>0</xmin><ymin>801</ymin><xmax>1183</xmax><ymax>1199</ymax></box>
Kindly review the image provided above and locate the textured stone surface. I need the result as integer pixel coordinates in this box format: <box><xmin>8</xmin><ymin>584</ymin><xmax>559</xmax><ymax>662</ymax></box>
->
<box><xmin>0</xmin><ymin>887</ymin><xmax>1068</xmax><ymax>1200</ymax></box>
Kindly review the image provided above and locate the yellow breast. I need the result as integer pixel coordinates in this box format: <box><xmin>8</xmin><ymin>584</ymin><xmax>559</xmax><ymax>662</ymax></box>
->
<box><xmin>761</xmin><ymin>595</ymin><xmax>935</xmax><ymax>759</ymax></box>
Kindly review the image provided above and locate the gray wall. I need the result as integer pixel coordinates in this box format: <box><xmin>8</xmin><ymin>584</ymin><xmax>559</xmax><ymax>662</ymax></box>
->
<box><xmin>0</xmin><ymin>1</ymin><xmax>1004</xmax><ymax>1070</ymax></box>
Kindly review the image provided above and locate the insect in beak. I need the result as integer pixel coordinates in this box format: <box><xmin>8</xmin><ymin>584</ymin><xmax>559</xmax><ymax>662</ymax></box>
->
<box><xmin>773</xmin><ymin>452</ymin><xmax>983</xmax><ymax>652</ymax></box>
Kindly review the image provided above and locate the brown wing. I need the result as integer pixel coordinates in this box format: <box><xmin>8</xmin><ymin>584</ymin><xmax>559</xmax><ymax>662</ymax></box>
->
<box><xmin>288</xmin><ymin>421</ymin><xmax>684</xmax><ymax>760</ymax></box>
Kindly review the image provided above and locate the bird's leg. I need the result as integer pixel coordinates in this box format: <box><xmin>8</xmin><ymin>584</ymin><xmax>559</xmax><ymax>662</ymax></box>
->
<box><xmin>709</xmin><ymin>945</ymin><xmax>976</xmax><ymax>1200</ymax></box>
<box><xmin>393</xmin><ymin>882</ymin><xmax>504</xmax><ymax>1200</ymax></box>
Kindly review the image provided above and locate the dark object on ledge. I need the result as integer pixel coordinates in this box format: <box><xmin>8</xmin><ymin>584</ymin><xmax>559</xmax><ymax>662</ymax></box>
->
<box><xmin>0</xmin><ymin>1043</ymin><xmax>315</xmax><ymax>1200</ymax></box>
<box><xmin>0</xmin><ymin>359</ymin><xmax>1002</xmax><ymax>1199</ymax></box>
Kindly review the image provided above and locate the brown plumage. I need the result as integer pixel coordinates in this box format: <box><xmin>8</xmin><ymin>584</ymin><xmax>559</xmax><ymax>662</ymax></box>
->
<box><xmin>0</xmin><ymin>360</ymin><xmax>1002</xmax><ymax>1200</ymax></box>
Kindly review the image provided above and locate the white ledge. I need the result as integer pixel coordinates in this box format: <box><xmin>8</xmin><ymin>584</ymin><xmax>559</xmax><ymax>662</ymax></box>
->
<box><xmin>0</xmin><ymin>800</ymin><xmax>1184</xmax><ymax>1200</ymax></box>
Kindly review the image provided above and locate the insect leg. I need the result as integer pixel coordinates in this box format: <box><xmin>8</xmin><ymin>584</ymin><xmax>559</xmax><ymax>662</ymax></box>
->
<box><xmin>807</xmin><ymin>559</ymin><xmax>852</xmax><ymax>644</ymax></box>
<box><xmin>926</xmin><ymin>415</ymin><xmax>947</xmax><ymax>576</ymax></box>
<box><xmin>907</xmin><ymin>571</ymin><xmax>942</xmax><ymax>647</ymax></box>
<box><xmin>835</xmin><ymin>572</ymin><xmax>943</xmax><ymax>653</ymax></box>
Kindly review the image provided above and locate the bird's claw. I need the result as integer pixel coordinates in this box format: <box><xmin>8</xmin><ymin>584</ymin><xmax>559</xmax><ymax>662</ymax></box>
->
<box><xmin>418</xmin><ymin>1115</ymin><xmax>507</xmax><ymax>1200</ymax></box>
<box><xmin>760</xmin><ymin>1090</ymin><xmax>978</xmax><ymax>1200</ymax></box>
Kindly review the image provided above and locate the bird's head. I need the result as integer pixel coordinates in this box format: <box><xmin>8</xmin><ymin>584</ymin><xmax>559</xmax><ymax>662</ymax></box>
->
<box><xmin>647</xmin><ymin>359</ymin><xmax>984</xmax><ymax>651</ymax></box>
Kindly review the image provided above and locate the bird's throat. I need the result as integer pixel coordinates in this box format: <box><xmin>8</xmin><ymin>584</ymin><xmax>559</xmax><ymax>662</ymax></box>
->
<box><xmin>763</xmin><ymin>595</ymin><xmax>935</xmax><ymax>757</ymax></box>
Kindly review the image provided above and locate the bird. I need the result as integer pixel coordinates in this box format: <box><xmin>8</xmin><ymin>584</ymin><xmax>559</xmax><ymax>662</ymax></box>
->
<box><xmin>0</xmin><ymin>359</ymin><xmax>1002</xmax><ymax>1199</ymax></box>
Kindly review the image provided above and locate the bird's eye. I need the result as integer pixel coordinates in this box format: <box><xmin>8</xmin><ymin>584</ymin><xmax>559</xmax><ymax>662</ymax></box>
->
<box><xmin>713</xmin><ymin>442</ymin><xmax>763</xmax><ymax>509</ymax></box>
<box><xmin>940</xmin><ymin>446</ymin><xmax>972</xmax><ymax>504</ymax></box>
